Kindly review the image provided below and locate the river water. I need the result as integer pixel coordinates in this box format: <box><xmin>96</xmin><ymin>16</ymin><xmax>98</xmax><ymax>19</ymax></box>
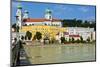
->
<box><xmin>23</xmin><ymin>43</ymin><xmax>95</xmax><ymax>64</ymax></box>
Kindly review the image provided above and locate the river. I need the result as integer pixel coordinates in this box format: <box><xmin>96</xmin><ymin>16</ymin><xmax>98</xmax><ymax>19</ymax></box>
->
<box><xmin>23</xmin><ymin>43</ymin><xmax>96</xmax><ymax>64</ymax></box>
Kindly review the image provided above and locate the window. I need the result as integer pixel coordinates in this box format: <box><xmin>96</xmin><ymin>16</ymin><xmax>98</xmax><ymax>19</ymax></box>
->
<box><xmin>29</xmin><ymin>24</ymin><xmax>32</xmax><ymax>26</ymax></box>
<box><xmin>24</xmin><ymin>24</ymin><xmax>27</xmax><ymax>26</ymax></box>
<box><xmin>44</xmin><ymin>23</ymin><xmax>47</xmax><ymax>25</ymax></box>
<box><xmin>32</xmin><ymin>24</ymin><xmax>34</xmax><ymax>25</ymax></box>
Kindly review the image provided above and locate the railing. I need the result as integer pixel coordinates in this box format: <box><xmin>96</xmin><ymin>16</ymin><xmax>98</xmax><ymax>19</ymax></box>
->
<box><xmin>11</xmin><ymin>41</ymin><xmax>21</xmax><ymax>67</ymax></box>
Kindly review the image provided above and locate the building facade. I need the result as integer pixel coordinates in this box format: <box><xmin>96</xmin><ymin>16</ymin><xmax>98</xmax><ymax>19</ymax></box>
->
<box><xmin>13</xmin><ymin>4</ymin><xmax>95</xmax><ymax>42</ymax></box>
<box><xmin>15</xmin><ymin>5</ymin><xmax>66</xmax><ymax>41</ymax></box>
<box><xmin>63</xmin><ymin>27</ymin><xmax>95</xmax><ymax>41</ymax></box>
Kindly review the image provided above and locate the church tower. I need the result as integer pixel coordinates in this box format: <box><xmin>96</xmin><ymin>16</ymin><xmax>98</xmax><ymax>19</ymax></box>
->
<box><xmin>16</xmin><ymin>4</ymin><xmax>22</xmax><ymax>29</ymax></box>
<box><xmin>45</xmin><ymin>8</ymin><xmax>52</xmax><ymax>20</ymax></box>
<box><xmin>23</xmin><ymin>10</ymin><xmax>29</xmax><ymax>19</ymax></box>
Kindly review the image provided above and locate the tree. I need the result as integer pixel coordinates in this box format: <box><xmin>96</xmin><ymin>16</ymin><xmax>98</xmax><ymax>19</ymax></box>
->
<box><xmin>60</xmin><ymin>37</ymin><xmax>65</xmax><ymax>43</ymax></box>
<box><xmin>12</xmin><ymin>23</ymin><xmax>19</xmax><ymax>32</ymax></box>
<box><xmin>61</xmin><ymin>19</ymin><xmax>95</xmax><ymax>28</ymax></box>
<box><xmin>80</xmin><ymin>36</ymin><xmax>83</xmax><ymax>43</ymax></box>
<box><xmin>12</xmin><ymin>23</ymin><xmax>16</xmax><ymax>29</ymax></box>
<box><xmin>35</xmin><ymin>32</ymin><xmax>42</xmax><ymax>40</ymax></box>
<box><xmin>72</xmin><ymin>37</ymin><xmax>75</xmax><ymax>43</ymax></box>
<box><xmin>69</xmin><ymin>38</ymin><xmax>72</xmax><ymax>43</ymax></box>
<box><xmin>26</xmin><ymin>31</ymin><xmax>32</xmax><ymax>40</ymax></box>
<box><xmin>76</xmin><ymin>39</ymin><xmax>80</xmax><ymax>43</ymax></box>
<box><xmin>87</xmin><ymin>37</ymin><xmax>90</xmax><ymax>42</ymax></box>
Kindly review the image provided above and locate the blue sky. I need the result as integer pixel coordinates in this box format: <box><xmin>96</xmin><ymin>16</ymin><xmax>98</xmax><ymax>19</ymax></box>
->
<box><xmin>11</xmin><ymin>1</ymin><xmax>96</xmax><ymax>23</ymax></box>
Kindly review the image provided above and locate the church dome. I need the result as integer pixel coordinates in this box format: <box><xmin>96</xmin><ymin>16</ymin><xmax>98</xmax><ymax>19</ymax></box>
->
<box><xmin>17</xmin><ymin>4</ymin><xmax>22</xmax><ymax>9</ymax></box>
<box><xmin>24</xmin><ymin>10</ymin><xmax>29</xmax><ymax>13</ymax></box>
<box><xmin>45</xmin><ymin>8</ymin><xmax>52</xmax><ymax>14</ymax></box>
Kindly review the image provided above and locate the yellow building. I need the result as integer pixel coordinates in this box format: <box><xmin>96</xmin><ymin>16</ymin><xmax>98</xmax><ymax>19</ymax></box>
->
<box><xmin>20</xmin><ymin>25</ymin><xmax>66</xmax><ymax>40</ymax></box>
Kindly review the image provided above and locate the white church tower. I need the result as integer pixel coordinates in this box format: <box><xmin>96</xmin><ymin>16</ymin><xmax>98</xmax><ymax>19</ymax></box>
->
<box><xmin>23</xmin><ymin>10</ymin><xmax>29</xmax><ymax>19</ymax></box>
<box><xmin>45</xmin><ymin>8</ymin><xmax>52</xmax><ymax>20</ymax></box>
<box><xmin>16</xmin><ymin>4</ymin><xmax>22</xmax><ymax>29</ymax></box>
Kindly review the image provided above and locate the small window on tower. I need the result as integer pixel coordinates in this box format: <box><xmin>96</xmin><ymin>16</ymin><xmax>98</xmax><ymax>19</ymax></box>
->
<box><xmin>49</xmin><ymin>16</ymin><xmax>51</xmax><ymax>19</ymax></box>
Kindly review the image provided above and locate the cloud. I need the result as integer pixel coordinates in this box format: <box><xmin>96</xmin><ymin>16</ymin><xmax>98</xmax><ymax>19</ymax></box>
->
<box><xmin>78</xmin><ymin>7</ymin><xmax>89</xmax><ymax>13</ymax></box>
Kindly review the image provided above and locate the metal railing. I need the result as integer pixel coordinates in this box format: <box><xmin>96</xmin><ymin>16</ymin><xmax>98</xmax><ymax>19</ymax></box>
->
<box><xmin>11</xmin><ymin>41</ymin><xmax>21</xmax><ymax>67</ymax></box>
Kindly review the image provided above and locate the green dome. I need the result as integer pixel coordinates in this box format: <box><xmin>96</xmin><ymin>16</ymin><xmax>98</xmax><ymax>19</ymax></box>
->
<box><xmin>24</xmin><ymin>10</ymin><xmax>29</xmax><ymax>13</ymax></box>
<box><xmin>46</xmin><ymin>8</ymin><xmax>52</xmax><ymax>14</ymax></box>
<box><xmin>17</xmin><ymin>4</ymin><xmax>22</xmax><ymax>9</ymax></box>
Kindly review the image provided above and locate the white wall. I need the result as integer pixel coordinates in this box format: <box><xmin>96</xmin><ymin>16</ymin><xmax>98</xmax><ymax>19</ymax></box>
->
<box><xmin>24</xmin><ymin>22</ymin><xmax>43</xmax><ymax>25</ymax></box>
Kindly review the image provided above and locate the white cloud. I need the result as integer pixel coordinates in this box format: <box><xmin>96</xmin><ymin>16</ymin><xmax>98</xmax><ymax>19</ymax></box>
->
<box><xmin>78</xmin><ymin>7</ymin><xmax>89</xmax><ymax>13</ymax></box>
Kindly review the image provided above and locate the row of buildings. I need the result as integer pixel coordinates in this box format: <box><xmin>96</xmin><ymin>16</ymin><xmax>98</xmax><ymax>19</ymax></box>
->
<box><xmin>12</xmin><ymin>4</ymin><xmax>96</xmax><ymax>43</ymax></box>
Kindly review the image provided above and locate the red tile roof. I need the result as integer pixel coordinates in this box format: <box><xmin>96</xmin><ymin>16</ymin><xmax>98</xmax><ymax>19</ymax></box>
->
<box><xmin>23</xmin><ymin>18</ymin><xmax>61</xmax><ymax>22</ymax></box>
<box><xmin>64</xmin><ymin>32</ymin><xmax>69</xmax><ymax>35</ymax></box>
<box><xmin>69</xmin><ymin>35</ymin><xmax>80</xmax><ymax>37</ymax></box>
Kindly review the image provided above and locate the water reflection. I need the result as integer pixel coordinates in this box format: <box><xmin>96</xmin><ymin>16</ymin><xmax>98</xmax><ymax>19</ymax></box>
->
<box><xmin>24</xmin><ymin>44</ymin><xmax>95</xmax><ymax>64</ymax></box>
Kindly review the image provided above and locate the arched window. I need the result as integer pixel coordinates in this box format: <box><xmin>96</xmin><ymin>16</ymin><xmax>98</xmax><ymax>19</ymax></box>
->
<box><xmin>24</xmin><ymin>24</ymin><xmax>27</xmax><ymax>26</ymax></box>
<box><xmin>44</xmin><ymin>23</ymin><xmax>47</xmax><ymax>25</ymax></box>
<box><xmin>32</xmin><ymin>24</ymin><xmax>34</xmax><ymax>26</ymax></box>
<box><xmin>29</xmin><ymin>24</ymin><xmax>31</xmax><ymax>26</ymax></box>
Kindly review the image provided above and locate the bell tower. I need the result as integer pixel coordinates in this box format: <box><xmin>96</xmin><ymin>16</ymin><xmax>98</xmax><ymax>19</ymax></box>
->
<box><xmin>16</xmin><ymin>4</ymin><xmax>22</xmax><ymax>29</ymax></box>
<box><xmin>23</xmin><ymin>10</ymin><xmax>29</xmax><ymax>19</ymax></box>
<box><xmin>45</xmin><ymin>8</ymin><xmax>52</xmax><ymax>20</ymax></box>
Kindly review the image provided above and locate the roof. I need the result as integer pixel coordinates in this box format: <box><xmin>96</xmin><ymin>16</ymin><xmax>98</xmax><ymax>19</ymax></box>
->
<box><xmin>17</xmin><ymin>4</ymin><xmax>22</xmax><ymax>9</ymax></box>
<box><xmin>23</xmin><ymin>18</ymin><xmax>61</xmax><ymax>22</ymax></box>
<box><xmin>63</xmin><ymin>32</ymin><xmax>69</xmax><ymax>35</ymax></box>
<box><xmin>69</xmin><ymin>35</ymin><xmax>80</xmax><ymax>37</ymax></box>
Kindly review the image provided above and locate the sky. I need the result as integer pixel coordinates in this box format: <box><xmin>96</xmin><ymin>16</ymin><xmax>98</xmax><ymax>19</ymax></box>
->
<box><xmin>11</xmin><ymin>1</ymin><xmax>96</xmax><ymax>23</ymax></box>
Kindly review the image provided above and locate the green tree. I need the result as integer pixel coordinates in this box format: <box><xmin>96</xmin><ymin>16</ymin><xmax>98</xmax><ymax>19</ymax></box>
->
<box><xmin>87</xmin><ymin>37</ymin><xmax>90</xmax><ymax>42</ymax></box>
<box><xmin>12</xmin><ymin>23</ymin><xmax>19</xmax><ymax>32</ymax></box>
<box><xmin>80</xmin><ymin>36</ymin><xmax>83</xmax><ymax>43</ymax></box>
<box><xmin>72</xmin><ymin>37</ymin><xmax>75</xmax><ymax>43</ymax></box>
<box><xmin>60</xmin><ymin>37</ymin><xmax>65</xmax><ymax>43</ymax></box>
<box><xmin>35</xmin><ymin>32</ymin><xmax>42</xmax><ymax>40</ymax></box>
<box><xmin>61</xmin><ymin>19</ymin><xmax>95</xmax><ymax>28</ymax></box>
<box><xmin>12</xmin><ymin>23</ymin><xmax>16</xmax><ymax>29</ymax></box>
<box><xmin>76</xmin><ymin>39</ymin><xmax>80</xmax><ymax>43</ymax></box>
<box><xmin>26</xmin><ymin>31</ymin><xmax>32</xmax><ymax>40</ymax></box>
<box><xmin>69</xmin><ymin>38</ymin><xmax>72</xmax><ymax>43</ymax></box>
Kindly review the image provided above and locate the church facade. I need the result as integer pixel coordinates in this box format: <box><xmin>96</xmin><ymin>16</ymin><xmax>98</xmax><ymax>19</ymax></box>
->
<box><xmin>16</xmin><ymin>5</ymin><xmax>66</xmax><ymax>41</ymax></box>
